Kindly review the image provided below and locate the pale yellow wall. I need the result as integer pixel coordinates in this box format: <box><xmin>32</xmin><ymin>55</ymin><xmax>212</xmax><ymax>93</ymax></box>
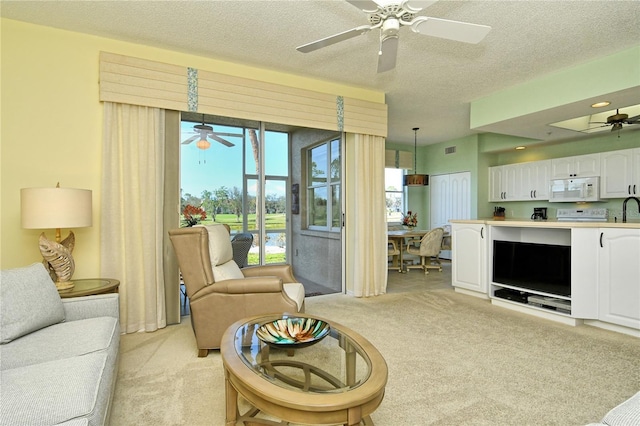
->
<box><xmin>0</xmin><ymin>18</ymin><xmax>385</xmax><ymax>273</ymax></box>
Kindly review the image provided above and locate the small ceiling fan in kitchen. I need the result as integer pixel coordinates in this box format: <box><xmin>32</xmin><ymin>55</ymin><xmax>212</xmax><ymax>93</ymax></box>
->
<box><xmin>296</xmin><ymin>0</ymin><xmax>492</xmax><ymax>73</ymax></box>
<box><xmin>181</xmin><ymin>115</ymin><xmax>243</xmax><ymax>150</ymax></box>
<box><xmin>588</xmin><ymin>108</ymin><xmax>640</xmax><ymax>132</ymax></box>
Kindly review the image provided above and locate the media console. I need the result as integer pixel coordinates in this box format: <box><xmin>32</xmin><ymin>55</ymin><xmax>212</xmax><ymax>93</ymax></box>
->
<box><xmin>451</xmin><ymin>219</ymin><xmax>640</xmax><ymax>336</ymax></box>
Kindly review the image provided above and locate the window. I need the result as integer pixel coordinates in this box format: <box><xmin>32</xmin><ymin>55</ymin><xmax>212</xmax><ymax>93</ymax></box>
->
<box><xmin>385</xmin><ymin>168</ymin><xmax>404</xmax><ymax>223</ymax></box>
<box><xmin>307</xmin><ymin>137</ymin><xmax>341</xmax><ymax>231</ymax></box>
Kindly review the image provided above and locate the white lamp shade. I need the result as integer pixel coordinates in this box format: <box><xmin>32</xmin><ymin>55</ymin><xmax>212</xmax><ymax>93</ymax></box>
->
<box><xmin>21</xmin><ymin>187</ymin><xmax>92</xmax><ymax>229</ymax></box>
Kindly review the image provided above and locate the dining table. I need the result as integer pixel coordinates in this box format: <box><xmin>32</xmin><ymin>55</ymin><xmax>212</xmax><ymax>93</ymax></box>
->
<box><xmin>387</xmin><ymin>229</ymin><xmax>429</xmax><ymax>272</ymax></box>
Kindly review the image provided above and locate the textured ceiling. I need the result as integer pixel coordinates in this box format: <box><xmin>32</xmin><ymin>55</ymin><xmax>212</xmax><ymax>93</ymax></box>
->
<box><xmin>2</xmin><ymin>0</ymin><xmax>640</xmax><ymax>146</ymax></box>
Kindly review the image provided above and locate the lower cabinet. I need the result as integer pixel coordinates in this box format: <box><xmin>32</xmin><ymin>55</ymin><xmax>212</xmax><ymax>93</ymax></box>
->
<box><xmin>598</xmin><ymin>228</ymin><xmax>640</xmax><ymax>329</ymax></box>
<box><xmin>451</xmin><ymin>223</ymin><xmax>487</xmax><ymax>295</ymax></box>
<box><xmin>453</xmin><ymin>222</ymin><xmax>640</xmax><ymax>334</ymax></box>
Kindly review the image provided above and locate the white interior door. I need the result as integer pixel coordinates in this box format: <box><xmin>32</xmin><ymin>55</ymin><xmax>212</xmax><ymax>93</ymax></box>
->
<box><xmin>430</xmin><ymin>172</ymin><xmax>471</xmax><ymax>259</ymax></box>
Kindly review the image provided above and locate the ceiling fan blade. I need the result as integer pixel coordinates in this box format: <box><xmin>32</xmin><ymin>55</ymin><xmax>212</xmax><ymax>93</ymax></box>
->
<box><xmin>377</xmin><ymin>35</ymin><xmax>399</xmax><ymax>73</ymax></box>
<box><xmin>297</xmin><ymin>25</ymin><xmax>372</xmax><ymax>53</ymax></box>
<box><xmin>402</xmin><ymin>0</ymin><xmax>438</xmax><ymax>13</ymax></box>
<box><xmin>209</xmin><ymin>134</ymin><xmax>235</xmax><ymax>147</ymax></box>
<box><xmin>346</xmin><ymin>0</ymin><xmax>380</xmax><ymax>12</ymax></box>
<box><xmin>181</xmin><ymin>135</ymin><xmax>199</xmax><ymax>145</ymax></box>
<box><xmin>411</xmin><ymin>16</ymin><xmax>491</xmax><ymax>44</ymax></box>
<box><xmin>212</xmin><ymin>132</ymin><xmax>244</xmax><ymax>138</ymax></box>
<box><xmin>626</xmin><ymin>114</ymin><xmax>640</xmax><ymax>124</ymax></box>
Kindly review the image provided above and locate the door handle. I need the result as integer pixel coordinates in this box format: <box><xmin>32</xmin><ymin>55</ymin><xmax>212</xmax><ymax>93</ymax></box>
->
<box><xmin>600</xmin><ymin>232</ymin><xmax>604</xmax><ymax>248</ymax></box>
<box><xmin>634</xmin><ymin>185</ymin><xmax>637</xmax><ymax>195</ymax></box>
<box><xmin>629</xmin><ymin>185</ymin><xmax>632</xmax><ymax>195</ymax></box>
<box><xmin>481</xmin><ymin>227</ymin><xmax>484</xmax><ymax>239</ymax></box>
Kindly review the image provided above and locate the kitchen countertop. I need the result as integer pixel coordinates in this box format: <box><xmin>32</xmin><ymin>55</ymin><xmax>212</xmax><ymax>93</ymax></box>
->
<box><xmin>450</xmin><ymin>219</ymin><xmax>640</xmax><ymax>229</ymax></box>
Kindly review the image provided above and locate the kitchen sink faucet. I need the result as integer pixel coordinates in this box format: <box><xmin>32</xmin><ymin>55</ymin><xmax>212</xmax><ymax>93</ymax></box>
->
<box><xmin>622</xmin><ymin>196</ymin><xmax>640</xmax><ymax>223</ymax></box>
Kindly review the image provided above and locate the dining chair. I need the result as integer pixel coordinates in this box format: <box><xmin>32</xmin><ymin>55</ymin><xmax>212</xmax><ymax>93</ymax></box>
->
<box><xmin>388</xmin><ymin>239</ymin><xmax>402</xmax><ymax>272</ymax></box>
<box><xmin>405</xmin><ymin>227</ymin><xmax>445</xmax><ymax>274</ymax></box>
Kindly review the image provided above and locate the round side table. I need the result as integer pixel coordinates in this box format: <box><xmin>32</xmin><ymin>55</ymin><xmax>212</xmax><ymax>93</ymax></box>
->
<box><xmin>58</xmin><ymin>278</ymin><xmax>120</xmax><ymax>298</ymax></box>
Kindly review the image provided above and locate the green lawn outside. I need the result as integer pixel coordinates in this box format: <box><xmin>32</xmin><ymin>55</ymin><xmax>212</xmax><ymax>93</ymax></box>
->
<box><xmin>185</xmin><ymin>213</ymin><xmax>288</xmax><ymax>264</ymax></box>
<box><xmin>196</xmin><ymin>213</ymin><xmax>286</xmax><ymax>232</ymax></box>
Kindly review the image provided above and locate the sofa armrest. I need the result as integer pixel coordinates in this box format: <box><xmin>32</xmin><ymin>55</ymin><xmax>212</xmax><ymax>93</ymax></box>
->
<box><xmin>62</xmin><ymin>294</ymin><xmax>120</xmax><ymax>322</ymax></box>
<box><xmin>194</xmin><ymin>277</ymin><xmax>283</xmax><ymax>298</ymax></box>
<box><xmin>241</xmin><ymin>264</ymin><xmax>297</xmax><ymax>283</ymax></box>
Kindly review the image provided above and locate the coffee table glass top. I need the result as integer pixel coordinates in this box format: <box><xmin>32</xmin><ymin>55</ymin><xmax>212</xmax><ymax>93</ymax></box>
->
<box><xmin>234</xmin><ymin>314</ymin><xmax>372</xmax><ymax>394</ymax></box>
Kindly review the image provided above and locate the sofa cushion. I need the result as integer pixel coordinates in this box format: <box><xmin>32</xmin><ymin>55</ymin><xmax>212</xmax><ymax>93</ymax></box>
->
<box><xmin>0</xmin><ymin>263</ymin><xmax>65</xmax><ymax>344</ymax></box>
<box><xmin>283</xmin><ymin>283</ymin><xmax>305</xmax><ymax>311</ymax></box>
<box><xmin>212</xmin><ymin>259</ymin><xmax>244</xmax><ymax>282</ymax></box>
<box><xmin>198</xmin><ymin>224</ymin><xmax>233</xmax><ymax>266</ymax></box>
<box><xmin>0</xmin><ymin>351</ymin><xmax>107</xmax><ymax>425</ymax></box>
<box><xmin>0</xmin><ymin>316</ymin><xmax>118</xmax><ymax>371</ymax></box>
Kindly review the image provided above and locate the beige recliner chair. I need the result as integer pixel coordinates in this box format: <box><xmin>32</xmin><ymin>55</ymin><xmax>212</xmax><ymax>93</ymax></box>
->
<box><xmin>169</xmin><ymin>224</ymin><xmax>305</xmax><ymax>357</ymax></box>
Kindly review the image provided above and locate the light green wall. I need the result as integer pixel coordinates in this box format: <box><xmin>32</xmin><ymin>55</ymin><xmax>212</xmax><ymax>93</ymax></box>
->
<box><xmin>386</xmin><ymin>129</ymin><xmax>640</xmax><ymax>223</ymax></box>
<box><xmin>487</xmin><ymin>129</ymin><xmax>640</xmax><ymax>220</ymax></box>
<box><xmin>471</xmin><ymin>46</ymin><xmax>640</xmax><ymax>128</ymax></box>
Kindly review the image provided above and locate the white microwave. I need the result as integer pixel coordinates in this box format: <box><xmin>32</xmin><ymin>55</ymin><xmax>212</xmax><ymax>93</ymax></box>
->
<box><xmin>549</xmin><ymin>176</ymin><xmax>600</xmax><ymax>203</ymax></box>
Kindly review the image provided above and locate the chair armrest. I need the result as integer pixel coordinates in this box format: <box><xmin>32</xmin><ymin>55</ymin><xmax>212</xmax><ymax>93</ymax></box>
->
<box><xmin>62</xmin><ymin>294</ymin><xmax>120</xmax><ymax>322</ymax></box>
<box><xmin>193</xmin><ymin>276</ymin><xmax>284</xmax><ymax>298</ymax></box>
<box><xmin>241</xmin><ymin>264</ymin><xmax>297</xmax><ymax>283</ymax></box>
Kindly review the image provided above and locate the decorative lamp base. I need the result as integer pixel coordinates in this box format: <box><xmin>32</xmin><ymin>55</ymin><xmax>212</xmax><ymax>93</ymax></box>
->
<box><xmin>56</xmin><ymin>281</ymin><xmax>75</xmax><ymax>291</ymax></box>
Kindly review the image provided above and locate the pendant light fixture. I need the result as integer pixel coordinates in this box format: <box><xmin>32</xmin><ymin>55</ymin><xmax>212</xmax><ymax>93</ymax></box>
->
<box><xmin>404</xmin><ymin>127</ymin><xmax>429</xmax><ymax>186</ymax></box>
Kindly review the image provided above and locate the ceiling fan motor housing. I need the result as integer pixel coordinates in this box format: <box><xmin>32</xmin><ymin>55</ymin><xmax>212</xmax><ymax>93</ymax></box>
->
<box><xmin>607</xmin><ymin>113</ymin><xmax>629</xmax><ymax>124</ymax></box>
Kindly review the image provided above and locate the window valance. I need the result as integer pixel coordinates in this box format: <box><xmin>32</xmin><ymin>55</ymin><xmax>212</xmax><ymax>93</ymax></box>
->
<box><xmin>385</xmin><ymin>150</ymin><xmax>413</xmax><ymax>169</ymax></box>
<box><xmin>99</xmin><ymin>52</ymin><xmax>387</xmax><ymax>137</ymax></box>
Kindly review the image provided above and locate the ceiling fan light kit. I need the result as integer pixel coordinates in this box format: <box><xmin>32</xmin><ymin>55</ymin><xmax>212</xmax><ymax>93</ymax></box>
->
<box><xmin>296</xmin><ymin>0</ymin><xmax>491</xmax><ymax>73</ymax></box>
<box><xmin>181</xmin><ymin>114</ymin><xmax>242</xmax><ymax>150</ymax></box>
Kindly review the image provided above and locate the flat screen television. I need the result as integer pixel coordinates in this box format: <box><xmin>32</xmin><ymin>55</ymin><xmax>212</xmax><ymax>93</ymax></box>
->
<box><xmin>493</xmin><ymin>240</ymin><xmax>571</xmax><ymax>297</ymax></box>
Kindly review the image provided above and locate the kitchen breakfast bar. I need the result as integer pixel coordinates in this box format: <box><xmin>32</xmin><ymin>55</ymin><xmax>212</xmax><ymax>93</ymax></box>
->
<box><xmin>450</xmin><ymin>219</ymin><xmax>640</xmax><ymax>338</ymax></box>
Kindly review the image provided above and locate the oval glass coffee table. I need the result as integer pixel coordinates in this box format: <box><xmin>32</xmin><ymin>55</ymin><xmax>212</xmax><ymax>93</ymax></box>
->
<box><xmin>220</xmin><ymin>313</ymin><xmax>388</xmax><ymax>426</ymax></box>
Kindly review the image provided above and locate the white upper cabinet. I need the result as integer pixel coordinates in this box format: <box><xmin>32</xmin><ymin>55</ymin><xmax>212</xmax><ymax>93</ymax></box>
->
<box><xmin>551</xmin><ymin>153</ymin><xmax>601</xmax><ymax>179</ymax></box>
<box><xmin>520</xmin><ymin>160</ymin><xmax>550</xmax><ymax>200</ymax></box>
<box><xmin>489</xmin><ymin>160</ymin><xmax>549</xmax><ymax>202</ymax></box>
<box><xmin>600</xmin><ymin>148</ymin><xmax>640</xmax><ymax>198</ymax></box>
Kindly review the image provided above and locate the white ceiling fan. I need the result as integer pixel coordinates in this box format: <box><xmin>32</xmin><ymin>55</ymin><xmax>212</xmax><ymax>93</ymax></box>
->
<box><xmin>296</xmin><ymin>0</ymin><xmax>492</xmax><ymax>73</ymax></box>
<box><xmin>182</xmin><ymin>115</ymin><xmax>243</xmax><ymax>149</ymax></box>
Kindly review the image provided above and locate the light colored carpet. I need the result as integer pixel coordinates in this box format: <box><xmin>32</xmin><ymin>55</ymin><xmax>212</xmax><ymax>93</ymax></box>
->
<box><xmin>110</xmin><ymin>266</ymin><xmax>639</xmax><ymax>425</ymax></box>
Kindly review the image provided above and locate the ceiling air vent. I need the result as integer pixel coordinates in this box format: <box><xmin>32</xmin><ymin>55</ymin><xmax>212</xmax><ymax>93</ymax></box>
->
<box><xmin>445</xmin><ymin>146</ymin><xmax>456</xmax><ymax>155</ymax></box>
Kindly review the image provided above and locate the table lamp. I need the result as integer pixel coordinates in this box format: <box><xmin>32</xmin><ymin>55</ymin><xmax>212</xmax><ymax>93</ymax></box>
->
<box><xmin>21</xmin><ymin>184</ymin><xmax>93</xmax><ymax>291</ymax></box>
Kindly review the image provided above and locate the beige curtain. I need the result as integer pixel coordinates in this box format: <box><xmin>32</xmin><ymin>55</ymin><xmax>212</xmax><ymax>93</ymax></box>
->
<box><xmin>345</xmin><ymin>133</ymin><xmax>388</xmax><ymax>297</ymax></box>
<box><xmin>101</xmin><ymin>102</ymin><xmax>167</xmax><ymax>333</ymax></box>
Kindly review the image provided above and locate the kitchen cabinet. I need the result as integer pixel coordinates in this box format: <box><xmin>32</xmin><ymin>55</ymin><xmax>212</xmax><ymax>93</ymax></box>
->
<box><xmin>488</xmin><ymin>166</ymin><xmax>505</xmax><ymax>202</ymax></box>
<box><xmin>519</xmin><ymin>160</ymin><xmax>550</xmax><ymax>200</ymax></box>
<box><xmin>598</xmin><ymin>228</ymin><xmax>640</xmax><ymax>330</ymax></box>
<box><xmin>489</xmin><ymin>160</ymin><xmax>549</xmax><ymax>201</ymax></box>
<box><xmin>550</xmin><ymin>153</ymin><xmax>600</xmax><ymax>179</ymax></box>
<box><xmin>451</xmin><ymin>223</ymin><xmax>487</xmax><ymax>295</ymax></box>
<box><xmin>600</xmin><ymin>148</ymin><xmax>640</xmax><ymax>198</ymax></box>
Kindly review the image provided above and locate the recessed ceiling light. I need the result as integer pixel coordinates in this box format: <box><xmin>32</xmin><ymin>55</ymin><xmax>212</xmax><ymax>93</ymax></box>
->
<box><xmin>591</xmin><ymin>101</ymin><xmax>611</xmax><ymax>108</ymax></box>
<box><xmin>515</xmin><ymin>146</ymin><xmax>526</xmax><ymax>150</ymax></box>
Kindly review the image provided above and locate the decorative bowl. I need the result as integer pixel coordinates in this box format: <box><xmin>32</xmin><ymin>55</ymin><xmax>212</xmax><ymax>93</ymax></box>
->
<box><xmin>256</xmin><ymin>317</ymin><xmax>330</xmax><ymax>349</ymax></box>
